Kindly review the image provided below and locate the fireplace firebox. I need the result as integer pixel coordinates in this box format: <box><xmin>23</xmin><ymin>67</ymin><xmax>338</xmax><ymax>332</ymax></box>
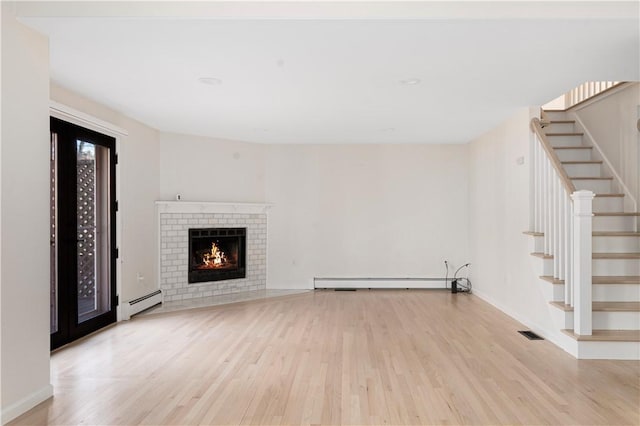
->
<box><xmin>188</xmin><ymin>228</ymin><xmax>246</xmax><ymax>283</ymax></box>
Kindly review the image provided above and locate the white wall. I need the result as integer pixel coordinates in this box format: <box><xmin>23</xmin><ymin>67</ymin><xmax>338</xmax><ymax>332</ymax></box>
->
<box><xmin>50</xmin><ymin>85</ymin><xmax>161</xmax><ymax>302</ymax></box>
<box><xmin>467</xmin><ymin>107</ymin><xmax>557</xmax><ymax>337</ymax></box>
<box><xmin>1</xmin><ymin>3</ymin><xmax>53</xmax><ymax>422</ymax></box>
<box><xmin>265</xmin><ymin>144</ymin><xmax>470</xmax><ymax>289</ymax></box>
<box><xmin>159</xmin><ymin>132</ymin><xmax>266</xmax><ymax>203</ymax></box>
<box><xmin>571</xmin><ymin>83</ymin><xmax>640</xmax><ymax>209</ymax></box>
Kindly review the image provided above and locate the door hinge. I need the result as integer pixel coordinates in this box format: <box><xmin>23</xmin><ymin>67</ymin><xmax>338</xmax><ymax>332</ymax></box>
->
<box><xmin>114</xmin><ymin>153</ymin><xmax>119</xmax><ymax>165</ymax></box>
<box><xmin>115</xmin><ymin>294</ymin><xmax>119</xmax><ymax>305</ymax></box>
<box><xmin>115</xmin><ymin>247</ymin><xmax>119</xmax><ymax>259</ymax></box>
<box><xmin>115</xmin><ymin>200</ymin><xmax>119</xmax><ymax>212</ymax></box>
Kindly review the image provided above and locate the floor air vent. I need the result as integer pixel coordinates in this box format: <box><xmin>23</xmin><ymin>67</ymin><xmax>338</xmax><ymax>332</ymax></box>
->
<box><xmin>518</xmin><ymin>330</ymin><xmax>544</xmax><ymax>340</ymax></box>
<box><xmin>334</xmin><ymin>288</ymin><xmax>357</xmax><ymax>291</ymax></box>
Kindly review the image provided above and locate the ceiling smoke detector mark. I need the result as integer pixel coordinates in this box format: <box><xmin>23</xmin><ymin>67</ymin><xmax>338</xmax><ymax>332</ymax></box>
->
<box><xmin>276</xmin><ymin>58</ymin><xmax>285</xmax><ymax>68</ymax></box>
<box><xmin>399</xmin><ymin>78</ymin><xmax>421</xmax><ymax>86</ymax></box>
<box><xmin>198</xmin><ymin>77</ymin><xmax>222</xmax><ymax>86</ymax></box>
<box><xmin>380</xmin><ymin>127</ymin><xmax>396</xmax><ymax>133</ymax></box>
<box><xmin>516</xmin><ymin>156</ymin><xmax>525</xmax><ymax>165</ymax></box>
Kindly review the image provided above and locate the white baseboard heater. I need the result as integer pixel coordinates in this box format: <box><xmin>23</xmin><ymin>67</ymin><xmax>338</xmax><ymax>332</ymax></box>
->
<box><xmin>121</xmin><ymin>289</ymin><xmax>162</xmax><ymax>320</ymax></box>
<box><xmin>314</xmin><ymin>277</ymin><xmax>447</xmax><ymax>289</ymax></box>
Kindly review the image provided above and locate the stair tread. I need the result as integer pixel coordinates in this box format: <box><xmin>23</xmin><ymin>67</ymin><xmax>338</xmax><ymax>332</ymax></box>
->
<box><xmin>554</xmin><ymin>146</ymin><xmax>592</xmax><ymax>149</ymax></box>
<box><xmin>570</xmin><ymin>176</ymin><xmax>613</xmax><ymax>180</ymax></box>
<box><xmin>561</xmin><ymin>160</ymin><xmax>603</xmax><ymax>164</ymax></box>
<box><xmin>540</xmin><ymin>275</ymin><xmax>640</xmax><ymax>285</ymax></box>
<box><xmin>531</xmin><ymin>252</ymin><xmax>553</xmax><ymax>259</ymax></box>
<box><xmin>594</xmin><ymin>193</ymin><xmax>624</xmax><ymax>197</ymax></box>
<box><xmin>540</xmin><ymin>276</ymin><xmax>564</xmax><ymax>284</ymax></box>
<box><xmin>593</xmin><ymin>231</ymin><xmax>640</xmax><ymax>236</ymax></box>
<box><xmin>523</xmin><ymin>231</ymin><xmax>543</xmax><ymax>236</ymax></box>
<box><xmin>546</xmin><ymin>132</ymin><xmax>584</xmax><ymax>136</ymax></box>
<box><xmin>551</xmin><ymin>301</ymin><xmax>640</xmax><ymax>312</ymax></box>
<box><xmin>562</xmin><ymin>329</ymin><xmax>640</xmax><ymax>342</ymax></box>
<box><xmin>593</xmin><ymin>252</ymin><xmax>640</xmax><ymax>259</ymax></box>
<box><xmin>527</xmin><ymin>231</ymin><xmax>639</xmax><ymax>237</ymax></box>
<box><xmin>532</xmin><ymin>252</ymin><xmax>640</xmax><ymax>259</ymax></box>
<box><xmin>594</xmin><ymin>212</ymin><xmax>640</xmax><ymax>216</ymax></box>
<box><xmin>593</xmin><ymin>276</ymin><xmax>640</xmax><ymax>284</ymax></box>
<box><xmin>549</xmin><ymin>120</ymin><xmax>576</xmax><ymax>124</ymax></box>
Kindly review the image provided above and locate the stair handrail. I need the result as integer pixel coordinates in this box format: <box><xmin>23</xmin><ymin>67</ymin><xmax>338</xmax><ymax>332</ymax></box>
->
<box><xmin>530</xmin><ymin>117</ymin><xmax>576</xmax><ymax>194</ymax></box>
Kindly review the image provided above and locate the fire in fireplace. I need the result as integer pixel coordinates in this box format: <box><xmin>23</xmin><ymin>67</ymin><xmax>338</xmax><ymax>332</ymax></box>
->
<box><xmin>188</xmin><ymin>228</ymin><xmax>246</xmax><ymax>283</ymax></box>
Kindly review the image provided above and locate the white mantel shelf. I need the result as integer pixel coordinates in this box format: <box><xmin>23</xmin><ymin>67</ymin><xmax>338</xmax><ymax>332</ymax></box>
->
<box><xmin>156</xmin><ymin>201</ymin><xmax>273</xmax><ymax>214</ymax></box>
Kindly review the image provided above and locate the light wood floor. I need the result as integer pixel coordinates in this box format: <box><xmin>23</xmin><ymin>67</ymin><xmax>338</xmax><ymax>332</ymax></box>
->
<box><xmin>11</xmin><ymin>290</ymin><xmax>640</xmax><ymax>425</ymax></box>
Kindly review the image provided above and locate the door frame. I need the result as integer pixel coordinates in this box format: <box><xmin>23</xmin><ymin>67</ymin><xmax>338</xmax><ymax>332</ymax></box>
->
<box><xmin>50</xmin><ymin>102</ymin><xmax>126</xmax><ymax>324</ymax></box>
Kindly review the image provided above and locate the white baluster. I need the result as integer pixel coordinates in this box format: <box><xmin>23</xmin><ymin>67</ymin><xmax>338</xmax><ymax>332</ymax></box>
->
<box><xmin>536</xmin><ymin>143</ymin><xmax>543</xmax><ymax>233</ymax></box>
<box><xmin>547</xmin><ymin>162</ymin><xmax>553</xmax><ymax>256</ymax></box>
<box><xmin>544</xmin><ymin>160</ymin><xmax>550</xmax><ymax>254</ymax></box>
<box><xmin>541</xmin><ymin>158</ymin><xmax>547</xmax><ymax>251</ymax></box>
<box><xmin>552</xmin><ymin>176</ymin><xmax>559</xmax><ymax>277</ymax></box>
<box><xmin>572</xmin><ymin>190</ymin><xmax>594</xmax><ymax>336</ymax></box>
<box><xmin>531</xmin><ymin>141</ymin><xmax>540</xmax><ymax>232</ymax></box>
<box><xmin>558</xmin><ymin>179</ymin><xmax>564</xmax><ymax>281</ymax></box>
<box><xmin>568</xmin><ymin>199</ymin><xmax>574</xmax><ymax>306</ymax></box>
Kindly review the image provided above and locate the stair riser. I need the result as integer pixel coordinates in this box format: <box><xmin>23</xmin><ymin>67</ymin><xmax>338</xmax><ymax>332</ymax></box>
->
<box><xmin>546</xmin><ymin>123</ymin><xmax>575</xmax><ymax>133</ymax></box>
<box><xmin>531</xmin><ymin>257</ymin><xmax>553</xmax><ymax>276</ymax></box>
<box><xmin>559</xmin><ymin>311</ymin><xmax>640</xmax><ymax>330</ymax></box>
<box><xmin>539</xmin><ymin>280</ymin><xmax>564</xmax><ymax>302</ymax></box>
<box><xmin>576</xmin><ymin>341</ymin><xmax>640</xmax><ymax>360</ymax></box>
<box><xmin>543</xmin><ymin>284</ymin><xmax>640</xmax><ymax>303</ymax></box>
<box><xmin>573</xmin><ymin>179</ymin><xmax>612</xmax><ymax>193</ymax></box>
<box><xmin>555</xmin><ymin>149</ymin><xmax>592</xmax><ymax>161</ymax></box>
<box><xmin>593</xmin><ymin>216</ymin><xmax>636</xmax><ymax>232</ymax></box>
<box><xmin>593</xmin><ymin>285</ymin><xmax>640</xmax><ymax>302</ymax></box>
<box><xmin>593</xmin><ymin>259</ymin><xmax>640</xmax><ymax>276</ymax></box>
<box><xmin>548</xmin><ymin>135</ymin><xmax>584</xmax><ymax>147</ymax></box>
<box><xmin>531</xmin><ymin>236</ymin><xmax>544</xmax><ymax>253</ymax></box>
<box><xmin>545</xmin><ymin>111</ymin><xmax>569</xmax><ymax>121</ymax></box>
<box><xmin>593</xmin><ymin>236</ymin><xmax>640</xmax><ymax>252</ymax></box>
<box><xmin>550</xmin><ymin>307</ymin><xmax>573</xmax><ymax>329</ymax></box>
<box><xmin>593</xmin><ymin>312</ymin><xmax>640</xmax><ymax>330</ymax></box>
<box><xmin>563</xmin><ymin>163</ymin><xmax>602</xmax><ymax>178</ymax></box>
<box><xmin>593</xmin><ymin>197</ymin><xmax>624</xmax><ymax>212</ymax></box>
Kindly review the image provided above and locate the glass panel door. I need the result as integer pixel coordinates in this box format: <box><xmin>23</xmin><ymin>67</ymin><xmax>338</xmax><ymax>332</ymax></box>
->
<box><xmin>50</xmin><ymin>117</ymin><xmax>117</xmax><ymax>350</ymax></box>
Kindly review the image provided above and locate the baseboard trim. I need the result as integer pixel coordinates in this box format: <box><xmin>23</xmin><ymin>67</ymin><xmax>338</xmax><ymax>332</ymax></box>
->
<box><xmin>1</xmin><ymin>384</ymin><xmax>53</xmax><ymax>424</ymax></box>
<box><xmin>313</xmin><ymin>277</ymin><xmax>447</xmax><ymax>290</ymax></box>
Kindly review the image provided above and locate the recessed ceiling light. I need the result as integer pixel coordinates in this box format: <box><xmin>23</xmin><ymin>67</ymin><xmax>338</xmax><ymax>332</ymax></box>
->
<box><xmin>399</xmin><ymin>78</ymin><xmax>421</xmax><ymax>86</ymax></box>
<box><xmin>198</xmin><ymin>77</ymin><xmax>222</xmax><ymax>86</ymax></box>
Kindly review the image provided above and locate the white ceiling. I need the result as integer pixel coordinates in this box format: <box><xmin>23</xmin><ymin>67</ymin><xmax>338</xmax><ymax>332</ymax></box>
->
<box><xmin>18</xmin><ymin>1</ymin><xmax>640</xmax><ymax>144</ymax></box>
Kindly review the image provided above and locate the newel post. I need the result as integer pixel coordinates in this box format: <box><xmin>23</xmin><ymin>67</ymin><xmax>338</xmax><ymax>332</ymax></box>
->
<box><xmin>571</xmin><ymin>190</ymin><xmax>594</xmax><ymax>336</ymax></box>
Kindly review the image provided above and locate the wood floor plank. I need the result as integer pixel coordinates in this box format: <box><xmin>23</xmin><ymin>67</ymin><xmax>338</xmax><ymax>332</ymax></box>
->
<box><xmin>9</xmin><ymin>290</ymin><xmax>640</xmax><ymax>425</ymax></box>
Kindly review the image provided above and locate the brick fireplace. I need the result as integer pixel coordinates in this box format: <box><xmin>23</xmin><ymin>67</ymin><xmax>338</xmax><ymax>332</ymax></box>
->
<box><xmin>156</xmin><ymin>201</ymin><xmax>270</xmax><ymax>302</ymax></box>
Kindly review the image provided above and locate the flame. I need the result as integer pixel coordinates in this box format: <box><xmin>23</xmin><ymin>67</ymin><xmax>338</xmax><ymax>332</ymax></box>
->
<box><xmin>202</xmin><ymin>241</ymin><xmax>227</xmax><ymax>267</ymax></box>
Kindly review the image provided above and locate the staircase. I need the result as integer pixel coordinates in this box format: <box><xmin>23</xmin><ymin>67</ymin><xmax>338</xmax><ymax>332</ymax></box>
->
<box><xmin>527</xmin><ymin>108</ymin><xmax>640</xmax><ymax>359</ymax></box>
